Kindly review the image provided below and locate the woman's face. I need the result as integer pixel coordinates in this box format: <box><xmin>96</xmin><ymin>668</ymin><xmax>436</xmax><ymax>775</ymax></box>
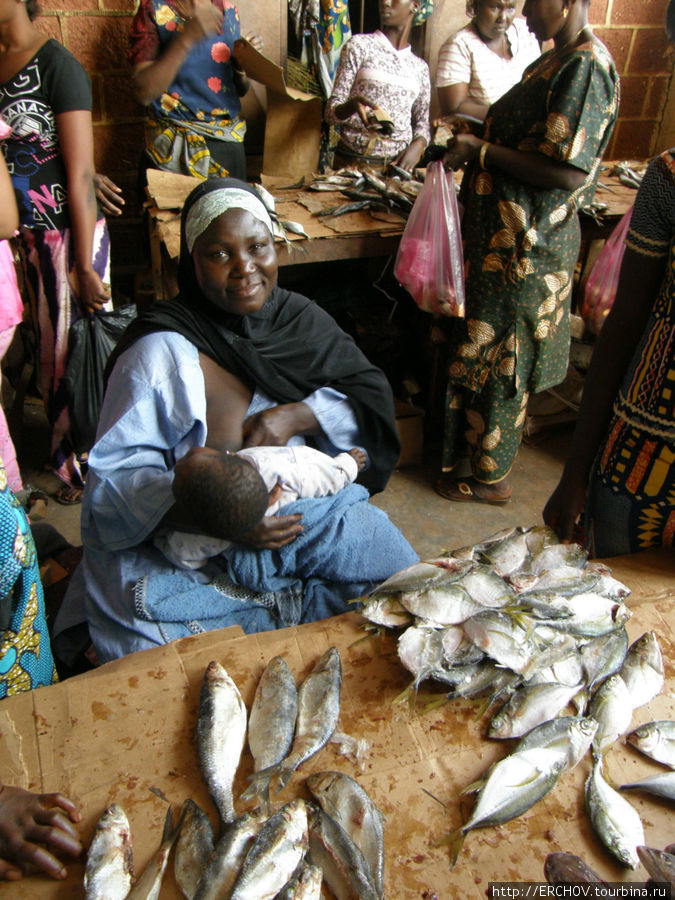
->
<box><xmin>474</xmin><ymin>0</ymin><xmax>517</xmax><ymax>41</ymax></box>
<box><xmin>379</xmin><ymin>0</ymin><xmax>418</xmax><ymax>28</ymax></box>
<box><xmin>522</xmin><ymin>0</ymin><xmax>566</xmax><ymax>41</ymax></box>
<box><xmin>192</xmin><ymin>208</ymin><xmax>278</xmax><ymax>316</ymax></box>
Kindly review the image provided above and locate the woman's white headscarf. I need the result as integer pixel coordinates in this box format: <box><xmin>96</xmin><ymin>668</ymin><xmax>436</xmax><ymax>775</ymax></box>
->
<box><xmin>185</xmin><ymin>187</ymin><xmax>274</xmax><ymax>252</ymax></box>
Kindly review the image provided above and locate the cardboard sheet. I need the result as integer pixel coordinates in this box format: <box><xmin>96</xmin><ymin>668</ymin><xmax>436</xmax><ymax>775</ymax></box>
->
<box><xmin>0</xmin><ymin>550</ymin><xmax>672</xmax><ymax>898</ymax></box>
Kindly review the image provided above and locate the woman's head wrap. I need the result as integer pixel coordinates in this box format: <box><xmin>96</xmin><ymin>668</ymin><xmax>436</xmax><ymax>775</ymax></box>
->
<box><xmin>184</xmin><ymin>179</ymin><xmax>273</xmax><ymax>252</ymax></box>
<box><xmin>413</xmin><ymin>0</ymin><xmax>434</xmax><ymax>26</ymax></box>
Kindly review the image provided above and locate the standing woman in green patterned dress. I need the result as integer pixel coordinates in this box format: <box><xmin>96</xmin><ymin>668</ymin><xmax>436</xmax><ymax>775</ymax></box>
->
<box><xmin>435</xmin><ymin>0</ymin><xmax>618</xmax><ymax>505</ymax></box>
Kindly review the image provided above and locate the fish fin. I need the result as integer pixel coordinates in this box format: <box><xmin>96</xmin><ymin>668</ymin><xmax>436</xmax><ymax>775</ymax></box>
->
<box><xmin>239</xmin><ymin>772</ymin><xmax>271</xmax><ymax>805</ymax></box>
<box><xmin>392</xmin><ymin>681</ymin><xmax>414</xmax><ymax>708</ymax></box>
<box><xmin>349</xmin><ymin>626</ymin><xmax>383</xmax><ymax>649</ymax></box>
<box><xmin>458</xmin><ymin>778</ymin><xmax>485</xmax><ymax>796</ymax></box>
<box><xmin>435</xmin><ymin>829</ymin><xmax>466</xmax><ymax>868</ymax></box>
<box><xmin>422</xmin><ymin>694</ymin><xmax>451</xmax><ymax>714</ymax></box>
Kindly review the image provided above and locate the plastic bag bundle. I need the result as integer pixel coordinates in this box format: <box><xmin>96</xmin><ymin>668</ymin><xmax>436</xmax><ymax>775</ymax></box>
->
<box><xmin>393</xmin><ymin>160</ymin><xmax>465</xmax><ymax>317</ymax></box>
<box><xmin>62</xmin><ymin>304</ymin><xmax>137</xmax><ymax>453</ymax></box>
<box><xmin>579</xmin><ymin>206</ymin><xmax>632</xmax><ymax>335</ymax></box>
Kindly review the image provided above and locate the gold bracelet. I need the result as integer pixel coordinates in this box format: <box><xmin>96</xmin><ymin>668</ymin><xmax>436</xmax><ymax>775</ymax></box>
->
<box><xmin>479</xmin><ymin>142</ymin><xmax>489</xmax><ymax>170</ymax></box>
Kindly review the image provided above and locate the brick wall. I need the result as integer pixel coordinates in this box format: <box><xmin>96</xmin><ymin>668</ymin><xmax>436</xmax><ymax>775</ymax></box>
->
<box><xmin>591</xmin><ymin>0</ymin><xmax>673</xmax><ymax>159</ymax></box>
<box><xmin>34</xmin><ymin>0</ymin><xmax>673</xmax><ymax>293</ymax></box>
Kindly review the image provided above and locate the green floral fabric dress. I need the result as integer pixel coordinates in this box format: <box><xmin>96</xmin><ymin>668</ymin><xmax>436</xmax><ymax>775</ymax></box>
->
<box><xmin>442</xmin><ymin>35</ymin><xmax>619</xmax><ymax>482</ymax></box>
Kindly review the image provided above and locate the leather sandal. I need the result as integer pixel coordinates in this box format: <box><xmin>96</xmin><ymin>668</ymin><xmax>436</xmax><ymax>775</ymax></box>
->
<box><xmin>434</xmin><ymin>476</ymin><xmax>511</xmax><ymax>506</ymax></box>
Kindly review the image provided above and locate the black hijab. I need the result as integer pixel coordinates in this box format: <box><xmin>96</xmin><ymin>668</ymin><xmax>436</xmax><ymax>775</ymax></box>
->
<box><xmin>107</xmin><ymin>178</ymin><xmax>400</xmax><ymax>493</ymax></box>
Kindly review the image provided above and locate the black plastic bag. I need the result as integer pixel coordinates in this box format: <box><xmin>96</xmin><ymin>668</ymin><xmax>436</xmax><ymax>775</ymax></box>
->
<box><xmin>63</xmin><ymin>304</ymin><xmax>137</xmax><ymax>454</ymax></box>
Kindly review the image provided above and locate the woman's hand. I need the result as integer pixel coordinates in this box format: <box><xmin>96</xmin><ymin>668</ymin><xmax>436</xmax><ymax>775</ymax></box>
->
<box><xmin>542</xmin><ymin>475</ymin><xmax>587</xmax><ymax>544</ymax></box>
<box><xmin>443</xmin><ymin>134</ymin><xmax>483</xmax><ymax>171</ymax></box>
<box><xmin>94</xmin><ymin>174</ymin><xmax>124</xmax><ymax>217</ymax></box>
<box><xmin>0</xmin><ymin>786</ymin><xmax>82</xmax><ymax>881</ymax></box>
<box><xmin>334</xmin><ymin>95</ymin><xmax>375</xmax><ymax>125</ymax></box>
<box><xmin>394</xmin><ymin>137</ymin><xmax>426</xmax><ymax>172</ymax></box>
<box><xmin>241</xmin><ymin>512</ymin><xmax>303</xmax><ymax>549</ymax></box>
<box><xmin>241</xmin><ymin>30</ymin><xmax>263</xmax><ymax>52</ymax></box>
<box><xmin>76</xmin><ymin>268</ymin><xmax>110</xmax><ymax>315</ymax></box>
<box><xmin>183</xmin><ymin>0</ymin><xmax>223</xmax><ymax>42</ymax></box>
<box><xmin>243</xmin><ymin>402</ymin><xmax>319</xmax><ymax>448</ymax></box>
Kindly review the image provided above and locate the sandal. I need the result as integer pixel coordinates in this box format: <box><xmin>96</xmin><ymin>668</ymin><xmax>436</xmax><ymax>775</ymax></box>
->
<box><xmin>434</xmin><ymin>476</ymin><xmax>511</xmax><ymax>506</ymax></box>
<box><xmin>54</xmin><ymin>484</ymin><xmax>83</xmax><ymax>506</ymax></box>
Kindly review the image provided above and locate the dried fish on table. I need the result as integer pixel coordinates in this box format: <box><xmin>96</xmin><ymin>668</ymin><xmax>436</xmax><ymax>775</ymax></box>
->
<box><xmin>306</xmin><ymin>770</ymin><xmax>385</xmax><ymax>898</ymax></box>
<box><xmin>397</xmin><ymin>624</ymin><xmax>463</xmax><ymax>693</ymax></box>
<box><xmin>228</xmin><ymin>799</ymin><xmax>309</xmax><ymax>900</ymax></box>
<box><xmin>252</xmin><ymin>646</ymin><xmax>342</xmax><ymax>795</ymax></box>
<box><xmin>317</xmin><ymin>200</ymin><xmax>374</xmax><ymax>219</ymax></box>
<box><xmin>197</xmin><ymin>660</ymin><xmax>247</xmax><ymax>825</ymax></box>
<box><xmin>619</xmin><ymin>771</ymin><xmax>675</xmax><ymax>802</ymax></box>
<box><xmin>241</xmin><ymin>655</ymin><xmax>298</xmax><ymax>809</ymax></box>
<box><xmin>84</xmin><ymin>803</ymin><xmax>135</xmax><ymax>900</ymax></box>
<box><xmin>544</xmin><ymin>851</ymin><xmax>605</xmax><ymax>885</ymax></box>
<box><xmin>579</xmin><ymin>627</ymin><xmax>629</xmax><ymax>698</ymax></box>
<box><xmin>359</xmin><ymin>594</ymin><xmax>414</xmax><ymax>629</ymax></box>
<box><xmin>194</xmin><ymin>809</ymin><xmax>268</xmax><ymax>900</ymax></box>
<box><xmin>626</xmin><ymin>720</ymin><xmax>675</xmax><ymax>769</ymax></box>
<box><xmin>275</xmin><ymin>862</ymin><xmax>323</xmax><ymax>900</ymax></box>
<box><xmin>369</xmin><ymin>558</ymin><xmax>473</xmax><ymax>597</ymax></box>
<box><xmin>175</xmin><ymin>799</ymin><xmax>215</xmax><ymax>900</ymax></box>
<box><xmin>585</xmin><ymin>756</ymin><xmax>644</xmax><ymax>868</ymax></box>
<box><xmin>619</xmin><ymin>630</ymin><xmax>664</xmax><ymax>710</ymax></box>
<box><xmin>306</xmin><ymin>801</ymin><xmax>380</xmax><ymax>900</ymax></box>
<box><xmin>127</xmin><ymin>806</ymin><xmax>178</xmax><ymax>900</ymax></box>
<box><xmin>637</xmin><ymin>846</ymin><xmax>675</xmax><ymax>889</ymax></box>
<box><xmin>526</xmin><ymin>592</ymin><xmax>630</xmax><ymax>638</ymax></box>
<box><xmin>514</xmin><ymin>716</ymin><xmax>598</xmax><ymax>770</ymax></box>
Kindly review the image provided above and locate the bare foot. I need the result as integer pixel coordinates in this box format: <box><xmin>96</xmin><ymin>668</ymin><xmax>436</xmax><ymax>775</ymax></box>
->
<box><xmin>348</xmin><ymin>448</ymin><xmax>367</xmax><ymax>471</ymax></box>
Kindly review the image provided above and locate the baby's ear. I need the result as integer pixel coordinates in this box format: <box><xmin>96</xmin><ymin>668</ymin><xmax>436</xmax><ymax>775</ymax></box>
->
<box><xmin>267</xmin><ymin>482</ymin><xmax>282</xmax><ymax>507</ymax></box>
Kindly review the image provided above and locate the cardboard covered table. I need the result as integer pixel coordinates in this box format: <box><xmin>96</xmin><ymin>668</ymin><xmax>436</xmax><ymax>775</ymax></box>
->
<box><xmin>0</xmin><ymin>550</ymin><xmax>672</xmax><ymax>898</ymax></box>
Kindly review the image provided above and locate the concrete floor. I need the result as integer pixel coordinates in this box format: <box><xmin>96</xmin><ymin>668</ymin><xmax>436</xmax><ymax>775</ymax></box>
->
<box><xmin>17</xmin><ymin>394</ymin><xmax>573</xmax><ymax>556</ymax></box>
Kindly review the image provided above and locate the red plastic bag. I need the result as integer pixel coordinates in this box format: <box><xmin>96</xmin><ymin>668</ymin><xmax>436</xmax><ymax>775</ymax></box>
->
<box><xmin>579</xmin><ymin>205</ymin><xmax>632</xmax><ymax>335</ymax></box>
<box><xmin>393</xmin><ymin>161</ymin><xmax>465</xmax><ymax>317</ymax></box>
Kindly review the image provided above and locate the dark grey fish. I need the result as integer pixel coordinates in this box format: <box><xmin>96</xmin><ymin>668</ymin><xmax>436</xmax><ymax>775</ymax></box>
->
<box><xmin>275</xmin><ymin>862</ymin><xmax>323</xmax><ymax>899</ymax></box>
<box><xmin>544</xmin><ymin>852</ymin><xmax>605</xmax><ymax>884</ymax></box>
<box><xmin>193</xmin><ymin>809</ymin><xmax>268</xmax><ymax>900</ymax></box>
<box><xmin>174</xmin><ymin>799</ymin><xmax>215</xmax><ymax>900</ymax></box>
<box><xmin>637</xmin><ymin>846</ymin><xmax>675</xmax><ymax>889</ymax></box>
<box><xmin>317</xmin><ymin>200</ymin><xmax>372</xmax><ymax>218</ymax></box>
<box><xmin>306</xmin><ymin>802</ymin><xmax>379</xmax><ymax>900</ymax></box>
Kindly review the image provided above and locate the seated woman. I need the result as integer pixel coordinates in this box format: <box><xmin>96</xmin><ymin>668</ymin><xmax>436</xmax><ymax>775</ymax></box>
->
<box><xmin>436</xmin><ymin>0</ymin><xmax>540</xmax><ymax>123</ymax></box>
<box><xmin>129</xmin><ymin>0</ymin><xmax>259</xmax><ymax>180</ymax></box>
<box><xmin>54</xmin><ymin>179</ymin><xmax>417</xmax><ymax>663</ymax></box>
<box><xmin>325</xmin><ymin>0</ymin><xmax>433</xmax><ymax>172</ymax></box>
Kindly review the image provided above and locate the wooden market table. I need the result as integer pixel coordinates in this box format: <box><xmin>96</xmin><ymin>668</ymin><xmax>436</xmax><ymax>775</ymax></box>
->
<box><xmin>0</xmin><ymin>549</ymin><xmax>672</xmax><ymax>898</ymax></box>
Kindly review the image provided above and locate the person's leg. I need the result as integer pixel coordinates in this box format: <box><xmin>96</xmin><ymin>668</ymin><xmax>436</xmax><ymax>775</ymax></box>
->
<box><xmin>435</xmin><ymin>382</ymin><xmax>529</xmax><ymax>504</ymax></box>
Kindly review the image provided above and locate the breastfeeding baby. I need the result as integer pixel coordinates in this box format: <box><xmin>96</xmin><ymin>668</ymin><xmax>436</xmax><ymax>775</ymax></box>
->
<box><xmin>156</xmin><ymin>366</ymin><xmax>366</xmax><ymax>570</ymax></box>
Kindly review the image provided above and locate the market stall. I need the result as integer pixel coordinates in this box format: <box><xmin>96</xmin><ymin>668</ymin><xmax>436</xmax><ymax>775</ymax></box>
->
<box><xmin>0</xmin><ymin>549</ymin><xmax>671</xmax><ymax>898</ymax></box>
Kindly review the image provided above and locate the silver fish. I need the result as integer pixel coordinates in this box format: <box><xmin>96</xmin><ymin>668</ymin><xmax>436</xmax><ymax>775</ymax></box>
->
<box><xmin>462</xmin><ymin>747</ymin><xmax>567</xmax><ymax>833</ymax></box>
<box><xmin>174</xmin><ymin>799</ymin><xmax>215</xmax><ymax>900</ymax></box>
<box><xmin>241</xmin><ymin>656</ymin><xmax>297</xmax><ymax>808</ymax></box>
<box><xmin>441</xmin><ymin>626</ymin><xmax>485</xmax><ymax>666</ymax></box>
<box><xmin>531</xmin><ymin>593</ymin><xmax>630</xmax><ymax>637</ymax></box>
<box><xmin>275</xmin><ymin>862</ymin><xmax>323</xmax><ymax>899</ymax></box>
<box><xmin>450</xmin><ymin>662</ymin><xmax>520</xmax><ymax>700</ymax></box>
<box><xmin>127</xmin><ymin>806</ymin><xmax>177</xmax><ymax>900</ymax></box>
<box><xmin>588</xmin><ymin>673</ymin><xmax>633</xmax><ymax>754</ymax></box>
<box><xmin>229</xmin><ymin>799</ymin><xmax>309</xmax><ymax>900</ymax></box>
<box><xmin>306</xmin><ymin>770</ymin><xmax>385</xmax><ymax>898</ymax></box>
<box><xmin>515</xmin><ymin>716</ymin><xmax>598</xmax><ymax>770</ymax></box>
<box><xmin>197</xmin><ymin>660</ymin><xmax>247</xmax><ymax>824</ymax></box>
<box><xmin>194</xmin><ymin>809</ymin><xmax>268</xmax><ymax>900</ymax></box>
<box><xmin>527</xmin><ymin>652</ymin><xmax>584</xmax><ymax>688</ymax></box>
<box><xmin>359</xmin><ymin>594</ymin><xmax>414</xmax><ymax>628</ymax></box>
<box><xmin>620</xmin><ymin>631</ymin><xmax>664</xmax><ymax>710</ymax></box>
<box><xmin>84</xmin><ymin>803</ymin><xmax>135</xmax><ymax>900</ymax></box>
<box><xmin>480</xmin><ymin>531</ymin><xmax>532</xmax><ymax>576</ymax></box>
<box><xmin>268</xmin><ymin>647</ymin><xmax>342</xmax><ymax>794</ymax></box>
<box><xmin>307</xmin><ymin>802</ymin><xmax>379</xmax><ymax>900</ymax></box>
<box><xmin>280</xmin><ymin>220</ymin><xmax>309</xmax><ymax>238</ymax></box>
<box><xmin>397</xmin><ymin>624</ymin><xmax>460</xmax><ymax>689</ymax></box>
<box><xmin>488</xmin><ymin>681</ymin><xmax>583</xmax><ymax>740</ymax></box>
<box><xmin>585</xmin><ymin>756</ymin><xmax>644</xmax><ymax>868</ymax></box>
<box><xmin>580</xmin><ymin>628</ymin><xmax>629</xmax><ymax>696</ymax></box>
<box><xmin>463</xmin><ymin>610</ymin><xmax>538</xmax><ymax>674</ymax></box>
<box><xmin>515</xmin><ymin>564</ymin><xmax>600</xmax><ymax>597</ymax></box>
<box><xmin>626</xmin><ymin>720</ymin><xmax>675</xmax><ymax>769</ymax></box>
<box><xmin>400</xmin><ymin>582</ymin><xmax>487</xmax><ymax>625</ymax></box>
<box><xmin>530</xmin><ymin>542</ymin><xmax>588</xmax><ymax>575</ymax></box>
<box><xmin>619</xmin><ymin>772</ymin><xmax>675</xmax><ymax>801</ymax></box>
<box><xmin>370</xmin><ymin>558</ymin><xmax>473</xmax><ymax>596</ymax></box>
<box><xmin>459</xmin><ymin>564</ymin><xmax>515</xmax><ymax>607</ymax></box>
<box><xmin>637</xmin><ymin>846</ymin><xmax>675</xmax><ymax>889</ymax></box>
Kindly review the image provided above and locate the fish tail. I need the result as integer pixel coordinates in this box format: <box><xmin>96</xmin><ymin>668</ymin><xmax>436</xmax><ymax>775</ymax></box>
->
<box><xmin>435</xmin><ymin>828</ymin><xmax>466</xmax><ymax>868</ymax></box>
<box><xmin>239</xmin><ymin>771</ymin><xmax>273</xmax><ymax>806</ymax></box>
<box><xmin>273</xmin><ymin>763</ymin><xmax>295</xmax><ymax>795</ymax></box>
<box><xmin>422</xmin><ymin>695</ymin><xmax>450</xmax><ymax>714</ymax></box>
<box><xmin>458</xmin><ymin>778</ymin><xmax>484</xmax><ymax>796</ymax></box>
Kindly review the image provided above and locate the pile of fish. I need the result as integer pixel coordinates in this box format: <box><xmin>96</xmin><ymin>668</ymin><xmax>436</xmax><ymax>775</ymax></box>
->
<box><xmin>303</xmin><ymin>167</ymin><xmax>423</xmax><ymax>221</ymax></box>
<box><xmin>84</xmin><ymin>646</ymin><xmax>387</xmax><ymax>899</ymax></box>
<box><xmin>361</xmin><ymin>524</ymin><xmax>670</xmax><ymax>870</ymax></box>
<box><xmin>545</xmin><ymin>842</ymin><xmax>675</xmax><ymax>891</ymax></box>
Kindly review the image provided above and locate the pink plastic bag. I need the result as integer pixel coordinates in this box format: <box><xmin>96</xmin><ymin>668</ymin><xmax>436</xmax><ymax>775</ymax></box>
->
<box><xmin>580</xmin><ymin>205</ymin><xmax>633</xmax><ymax>335</ymax></box>
<box><xmin>393</xmin><ymin>161</ymin><xmax>465</xmax><ymax>318</ymax></box>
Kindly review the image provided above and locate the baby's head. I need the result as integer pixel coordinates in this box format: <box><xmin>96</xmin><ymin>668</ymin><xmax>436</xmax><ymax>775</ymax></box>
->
<box><xmin>172</xmin><ymin>447</ymin><xmax>269</xmax><ymax>541</ymax></box>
